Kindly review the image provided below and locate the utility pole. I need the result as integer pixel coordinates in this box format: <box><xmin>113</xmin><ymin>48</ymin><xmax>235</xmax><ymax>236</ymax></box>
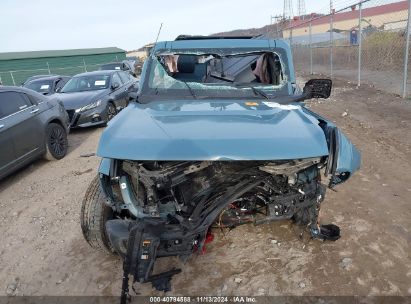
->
<box><xmin>309</xmin><ymin>16</ymin><xmax>313</xmax><ymax>74</ymax></box>
<box><xmin>358</xmin><ymin>1</ymin><xmax>363</xmax><ymax>87</ymax></box>
<box><xmin>330</xmin><ymin>0</ymin><xmax>334</xmax><ymax>77</ymax></box>
<box><xmin>10</xmin><ymin>71</ymin><xmax>15</xmax><ymax>86</ymax></box>
<box><xmin>402</xmin><ymin>0</ymin><xmax>410</xmax><ymax>97</ymax></box>
<box><xmin>297</xmin><ymin>0</ymin><xmax>306</xmax><ymax>20</ymax></box>
<box><xmin>271</xmin><ymin>14</ymin><xmax>283</xmax><ymax>38</ymax></box>
<box><xmin>270</xmin><ymin>15</ymin><xmax>276</xmax><ymax>37</ymax></box>
<box><xmin>283</xmin><ymin>0</ymin><xmax>294</xmax><ymax>42</ymax></box>
<box><xmin>283</xmin><ymin>0</ymin><xmax>293</xmax><ymax>19</ymax></box>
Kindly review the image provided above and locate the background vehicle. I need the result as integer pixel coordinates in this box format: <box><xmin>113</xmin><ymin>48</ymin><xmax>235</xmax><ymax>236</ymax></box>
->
<box><xmin>56</xmin><ymin>70</ymin><xmax>137</xmax><ymax>128</ymax></box>
<box><xmin>23</xmin><ymin>75</ymin><xmax>71</xmax><ymax>95</ymax></box>
<box><xmin>99</xmin><ymin>60</ymin><xmax>136</xmax><ymax>76</ymax></box>
<box><xmin>21</xmin><ymin>74</ymin><xmax>58</xmax><ymax>86</ymax></box>
<box><xmin>133</xmin><ymin>58</ymin><xmax>144</xmax><ymax>76</ymax></box>
<box><xmin>0</xmin><ymin>86</ymin><xmax>69</xmax><ymax>180</ymax></box>
<box><xmin>80</xmin><ymin>36</ymin><xmax>360</xmax><ymax>298</ymax></box>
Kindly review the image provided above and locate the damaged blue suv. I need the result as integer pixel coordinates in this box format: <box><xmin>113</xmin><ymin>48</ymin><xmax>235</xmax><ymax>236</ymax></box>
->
<box><xmin>80</xmin><ymin>35</ymin><xmax>360</xmax><ymax>297</ymax></box>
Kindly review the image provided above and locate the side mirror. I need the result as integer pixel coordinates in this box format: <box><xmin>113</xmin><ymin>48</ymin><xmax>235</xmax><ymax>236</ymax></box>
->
<box><xmin>111</xmin><ymin>83</ymin><xmax>120</xmax><ymax>90</ymax></box>
<box><xmin>303</xmin><ymin>79</ymin><xmax>332</xmax><ymax>99</ymax></box>
<box><xmin>55</xmin><ymin>87</ymin><xmax>62</xmax><ymax>93</ymax></box>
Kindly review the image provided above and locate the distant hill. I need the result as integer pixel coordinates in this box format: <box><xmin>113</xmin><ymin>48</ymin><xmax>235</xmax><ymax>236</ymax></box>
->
<box><xmin>135</xmin><ymin>20</ymin><xmax>308</xmax><ymax>51</ymax></box>
<box><xmin>212</xmin><ymin>15</ymin><xmax>321</xmax><ymax>37</ymax></box>
<box><xmin>212</xmin><ymin>23</ymin><xmax>280</xmax><ymax>37</ymax></box>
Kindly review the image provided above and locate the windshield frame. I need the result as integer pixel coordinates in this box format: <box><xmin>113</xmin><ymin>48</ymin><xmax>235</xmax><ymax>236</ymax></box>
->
<box><xmin>138</xmin><ymin>47</ymin><xmax>293</xmax><ymax>103</ymax></box>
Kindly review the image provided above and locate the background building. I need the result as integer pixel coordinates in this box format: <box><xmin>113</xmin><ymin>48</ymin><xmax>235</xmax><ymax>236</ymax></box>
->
<box><xmin>0</xmin><ymin>47</ymin><xmax>126</xmax><ymax>85</ymax></box>
<box><xmin>283</xmin><ymin>0</ymin><xmax>408</xmax><ymax>39</ymax></box>
<box><xmin>127</xmin><ymin>43</ymin><xmax>154</xmax><ymax>61</ymax></box>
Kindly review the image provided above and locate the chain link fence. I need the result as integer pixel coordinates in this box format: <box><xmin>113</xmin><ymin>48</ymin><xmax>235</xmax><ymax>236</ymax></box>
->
<box><xmin>279</xmin><ymin>0</ymin><xmax>411</xmax><ymax>97</ymax></box>
<box><xmin>0</xmin><ymin>55</ymin><xmax>123</xmax><ymax>86</ymax></box>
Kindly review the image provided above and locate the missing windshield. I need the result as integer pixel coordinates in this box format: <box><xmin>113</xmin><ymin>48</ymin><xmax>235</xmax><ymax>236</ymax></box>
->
<box><xmin>142</xmin><ymin>50</ymin><xmax>288</xmax><ymax>101</ymax></box>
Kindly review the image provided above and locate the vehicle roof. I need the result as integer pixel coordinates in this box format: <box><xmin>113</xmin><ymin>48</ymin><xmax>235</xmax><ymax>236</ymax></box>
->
<box><xmin>73</xmin><ymin>70</ymin><xmax>118</xmax><ymax>77</ymax></box>
<box><xmin>101</xmin><ymin>60</ymin><xmax>131</xmax><ymax>65</ymax></box>
<box><xmin>28</xmin><ymin>74</ymin><xmax>58</xmax><ymax>79</ymax></box>
<box><xmin>101</xmin><ymin>62</ymin><xmax>122</xmax><ymax>65</ymax></box>
<box><xmin>25</xmin><ymin>75</ymin><xmax>70</xmax><ymax>83</ymax></box>
<box><xmin>152</xmin><ymin>38</ymin><xmax>289</xmax><ymax>52</ymax></box>
<box><xmin>0</xmin><ymin>85</ymin><xmax>45</xmax><ymax>95</ymax></box>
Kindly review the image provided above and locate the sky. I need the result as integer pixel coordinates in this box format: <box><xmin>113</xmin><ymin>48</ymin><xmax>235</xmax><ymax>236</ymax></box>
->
<box><xmin>0</xmin><ymin>0</ymin><xmax>381</xmax><ymax>53</ymax></box>
<box><xmin>0</xmin><ymin>0</ymin><xmax>334</xmax><ymax>52</ymax></box>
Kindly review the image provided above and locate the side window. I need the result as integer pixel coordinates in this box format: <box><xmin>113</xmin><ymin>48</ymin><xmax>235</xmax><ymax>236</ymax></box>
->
<box><xmin>0</xmin><ymin>92</ymin><xmax>31</xmax><ymax>119</ymax></box>
<box><xmin>25</xmin><ymin>92</ymin><xmax>42</xmax><ymax>105</ymax></box>
<box><xmin>122</xmin><ymin>63</ymin><xmax>130</xmax><ymax>71</ymax></box>
<box><xmin>118</xmin><ymin>71</ymin><xmax>130</xmax><ymax>84</ymax></box>
<box><xmin>55</xmin><ymin>79</ymin><xmax>65</xmax><ymax>91</ymax></box>
<box><xmin>55</xmin><ymin>78</ymin><xmax>70</xmax><ymax>92</ymax></box>
<box><xmin>112</xmin><ymin>73</ymin><xmax>122</xmax><ymax>87</ymax></box>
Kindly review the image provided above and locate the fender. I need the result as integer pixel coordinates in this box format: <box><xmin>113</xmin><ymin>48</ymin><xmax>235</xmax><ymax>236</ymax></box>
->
<box><xmin>322</xmin><ymin>123</ymin><xmax>361</xmax><ymax>186</ymax></box>
<box><xmin>302</xmin><ymin>107</ymin><xmax>361</xmax><ymax>187</ymax></box>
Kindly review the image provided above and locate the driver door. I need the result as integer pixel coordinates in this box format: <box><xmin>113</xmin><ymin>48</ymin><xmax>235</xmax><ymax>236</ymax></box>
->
<box><xmin>0</xmin><ymin>105</ymin><xmax>15</xmax><ymax>175</ymax></box>
<box><xmin>110</xmin><ymin>72</ymin><xmax>127</xmax><ymax>109</ymax></box>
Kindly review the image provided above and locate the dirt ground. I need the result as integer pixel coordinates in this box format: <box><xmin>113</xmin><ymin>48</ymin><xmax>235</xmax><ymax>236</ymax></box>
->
<box><xmin>1</xmin><ymin>77</ymin><xmax>411</xmax><ymax>297</ymax></box>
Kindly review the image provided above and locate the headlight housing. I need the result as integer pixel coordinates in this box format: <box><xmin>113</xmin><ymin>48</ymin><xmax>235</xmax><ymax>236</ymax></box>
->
<box><xmin>75</xmin><ymin>100</ymin><xmax>102</xmax><ymax>113</ymax></box>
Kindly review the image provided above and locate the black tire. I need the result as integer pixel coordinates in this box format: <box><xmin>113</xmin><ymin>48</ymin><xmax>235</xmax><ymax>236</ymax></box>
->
<box><xmin>80</xmin><ymin>176</ymin><xmax>115</xmax><ymax>255</ymax></box>
<box><xmin>44</xmin><ymin>123</ymin><xmax>68</xmax><ymax>161</ymax></box>
<box><xmin>106</xmin><ymin>102</ymin><xmax>117</xmax><ymax>122</ymax></box>
<box><xmin>292</xmin><ymin>208</ymin><xmax>311</xmax><ymax>226</ymax></box>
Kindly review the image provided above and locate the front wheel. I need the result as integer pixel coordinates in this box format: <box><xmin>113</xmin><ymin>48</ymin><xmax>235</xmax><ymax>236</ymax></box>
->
<box><xmin>80</xmin><ymin>176</ymin><xmax>115</xmax><ymax>255</ymax></box>
<box><xmin>44</xmin><ymin>122</ymin><xmax>68</xmax><ymax>161</ymax></box>
<box><xmin>106</xmin><ymin>102</ymin><xmax>117</xmax><ymax>122</ymax></box>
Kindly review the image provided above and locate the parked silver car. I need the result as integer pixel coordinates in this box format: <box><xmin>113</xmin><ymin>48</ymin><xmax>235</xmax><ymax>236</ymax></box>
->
<box><xmin>0</xmin><ymin>86</ymin><xmax>70</xmax><ymax>179</ymax></box>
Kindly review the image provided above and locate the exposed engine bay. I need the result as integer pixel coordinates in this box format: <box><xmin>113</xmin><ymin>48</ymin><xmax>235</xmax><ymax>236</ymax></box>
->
<box><xmin>98</xmin><ymin>158</ymin><xmax>340</xmax><ymax>299</ymax></box>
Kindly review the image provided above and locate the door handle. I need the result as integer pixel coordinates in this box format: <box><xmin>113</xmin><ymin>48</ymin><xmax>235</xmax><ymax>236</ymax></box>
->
<box><xmin>31</xmin><ymin>108</ymin><xmax>39</xmax><ymax>114</ymax></box>
<box><xmin>0</xmin><ymin>124</ymin><xmax>4</xmax><ymax>129</ymax></box>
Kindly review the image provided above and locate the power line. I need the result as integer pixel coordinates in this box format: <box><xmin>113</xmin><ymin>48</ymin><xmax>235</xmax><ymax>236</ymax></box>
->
<box><xmin>297</xmin><ymin>0</ymin><xmax>306</xmax><ymax>18</ymax></box>
<box><xmin>283</xmin><ymin>0</ymin><xmax>294</xmax><ymax>19</ymax></box>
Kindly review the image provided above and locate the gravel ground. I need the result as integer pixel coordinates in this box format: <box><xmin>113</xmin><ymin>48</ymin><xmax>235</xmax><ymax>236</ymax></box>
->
<box><xmin>0</xmin><ymin>77</ymin><xmax>410</xmax><ymax>297</ymax></box>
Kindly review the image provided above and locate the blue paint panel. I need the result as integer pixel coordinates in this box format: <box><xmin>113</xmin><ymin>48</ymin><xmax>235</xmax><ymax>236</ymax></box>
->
<box><xmin>99</xmin><ymin>158</ymin><xmax>112</xmax><ymax>175</ymax></box>
<box><xmin>97</xmin><ymin>100</ymin><xmax>329</xmax><ymax>161</ymax></box>
<box><xmin>154</xmin><ymin>39</ymin><xmax>272</xmax><ymax>51</ymax></box>
<box><xmin>301</xmin><ymin>106</ymin><xmax>361</xmax><ymax>178</ymax></box>
<box><xmin>336</xmin><ymin>130</ymin><xmax>361</xmax><ymax>174</ymax></box>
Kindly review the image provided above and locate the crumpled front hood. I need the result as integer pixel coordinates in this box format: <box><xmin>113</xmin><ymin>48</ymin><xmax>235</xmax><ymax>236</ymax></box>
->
<box><xmin>55</xmin><ymin>90</ymin><xmax>105</xmax><ymax>110</ymax></box>
<box><xmin>97</xmin><ymin>99</ymin><xmax>329</xmax><ymax>161</ymax></box>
